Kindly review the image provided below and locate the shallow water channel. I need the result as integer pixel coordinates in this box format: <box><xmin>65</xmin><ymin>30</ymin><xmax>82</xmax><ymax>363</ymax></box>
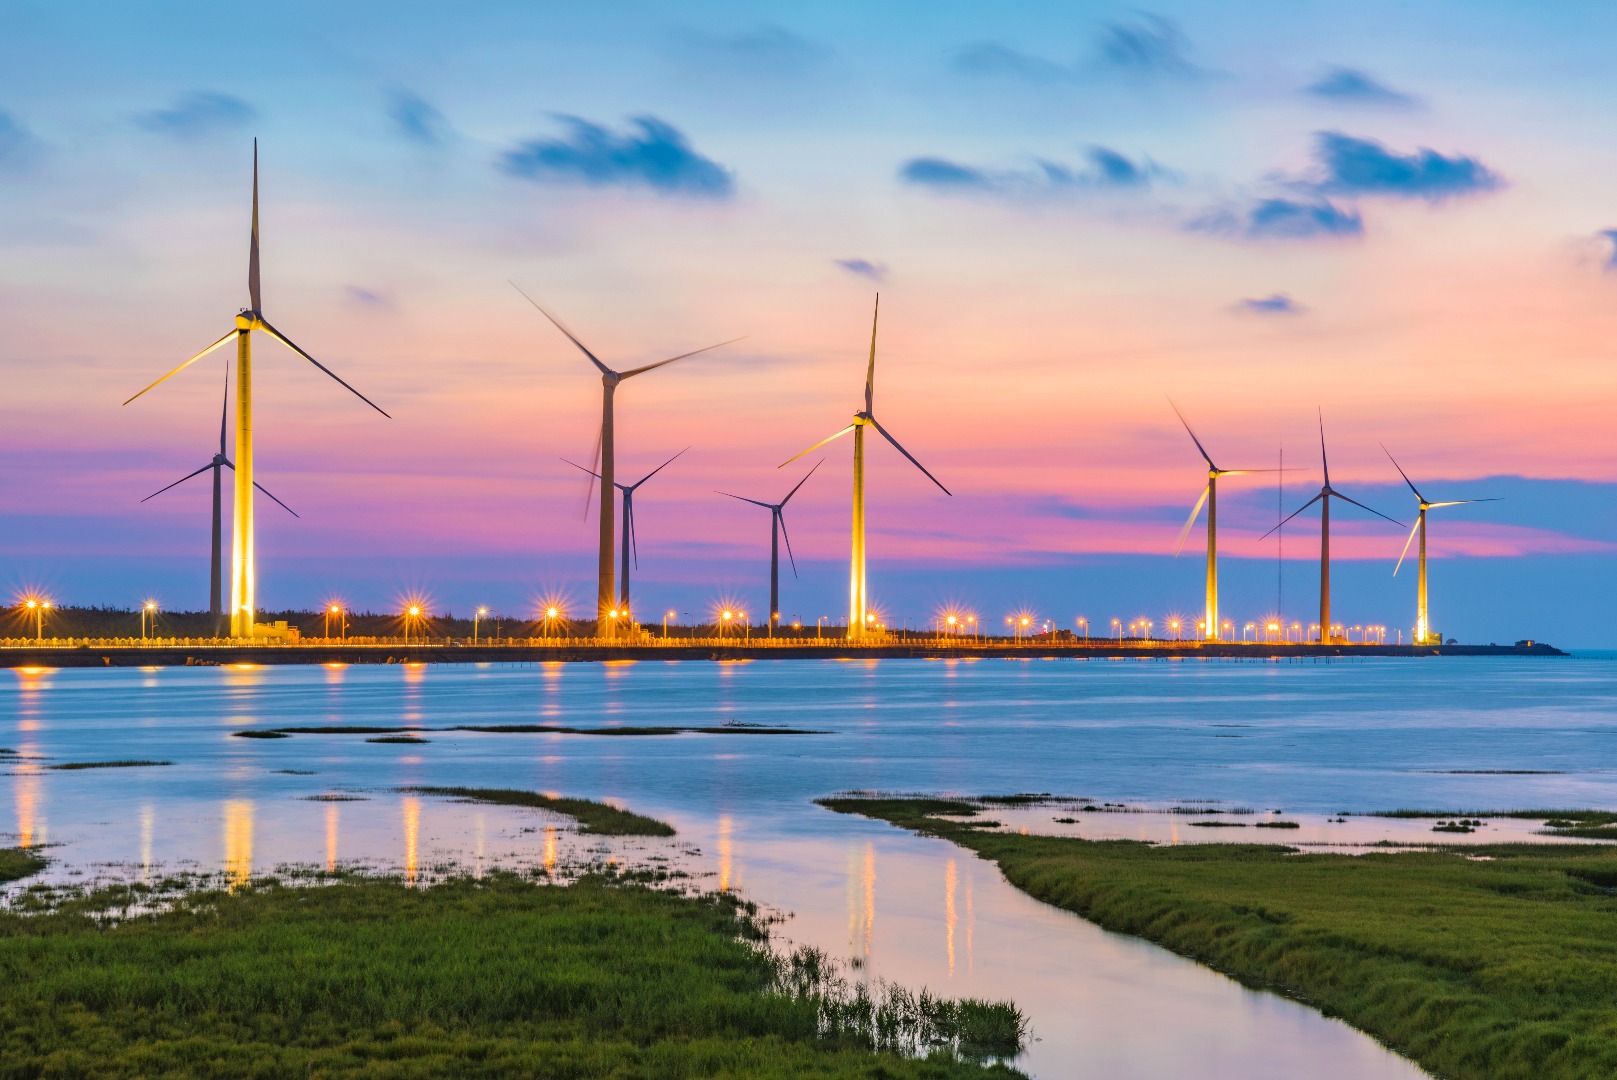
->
<box><xmin>6</xmin><ymin>655</ymin><xmax>1616</xmax><ymax>1077</ymax></box>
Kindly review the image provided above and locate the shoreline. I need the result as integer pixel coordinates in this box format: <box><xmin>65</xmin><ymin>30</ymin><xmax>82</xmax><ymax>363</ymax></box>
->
<box><xmin>0</xmin><ymin>639</ymin><xmax>1567</xmax><ymax>668</ymax></box>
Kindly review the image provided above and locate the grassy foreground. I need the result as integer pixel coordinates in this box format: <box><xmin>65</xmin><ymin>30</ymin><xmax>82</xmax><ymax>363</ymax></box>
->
<box><xmin>821</xmin><ymin>796</ymin><xmax>1617</xmax><ymax>1080</ymax></box>
<box><xmin>0</xmin><ymin>858</ymin><xmax>1022</xmax><ymax>1078</ymax></box>
<box><xmin>404</xmin><ymin>786</ymin><xmax>677</xmax><ymax>836</ymax></box>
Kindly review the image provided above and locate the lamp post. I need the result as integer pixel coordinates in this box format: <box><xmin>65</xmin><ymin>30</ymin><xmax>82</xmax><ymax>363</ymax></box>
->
<box><xmin>1076</xmin><ymin>617</ymin><xmax>1087</xmax><ymax>643</ymax></box>
<box><xmin>141</xmin><ymin>601</ymin><xmax>157</xmax><ymax>642</ymax></box>
<box><xmin>1170</xmin><ymin>618</ymin><xmax>1181</xmax><ymax>641</ymax></box>
<box><xmin>663</xmin><ymin>610</ymin><xmax>675</xmax><ymax>639</ymax></box>
<box><xmin>405</xmin><ymin>605</ymin><xmax>421</xmax><ymax>646</ymax></box>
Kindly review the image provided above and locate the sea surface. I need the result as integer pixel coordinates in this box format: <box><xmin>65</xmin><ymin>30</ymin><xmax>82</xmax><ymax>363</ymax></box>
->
<box><xmin>6</xmin><ymin>653</ymin><xmax>1616</xmax><ymax>1078</ymax></box>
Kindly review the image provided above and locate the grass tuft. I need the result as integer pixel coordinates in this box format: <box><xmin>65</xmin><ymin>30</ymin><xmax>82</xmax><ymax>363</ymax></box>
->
<box><xmin>0</xmin><ymin>847</ymin><xmax>46</xmax><ymax>884</ymax></box>
<box><xmin>405</xmin><ymin>787</ymin><xmax>676</xmax><ymax>837</ymax></box>
<box><xmin>44</xmin><ymin>760</ymin><xmax>171</xmax><ymax>771</ymax></box>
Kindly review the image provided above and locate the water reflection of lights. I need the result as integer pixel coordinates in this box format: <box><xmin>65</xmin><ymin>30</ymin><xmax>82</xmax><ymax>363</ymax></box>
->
<box><xmin>403</xmin><ymin>796</ymin><xmax>421</xmax><ymax>884</ymax></box>
<box><xmin>13</xmin><ymin>769</ymin><xmax>40</xmax><ymax>849</ymax></box>
<box><xmin>861</xmin><ymin>842</ymin><xmax>877</xmax><ymax>958</ymax></box>
<box><xmin>945</xmin><ymin>859</ymin><xmax>957</xmax><ymax>977</ymax></box>
<box><xmin>717</xmin><ymin>814</ymin><xmax>734</xmax><ymax>892</ymax></box>
<box><xmin>543</xmin><ymin>826</ymin><xmax>557</xmax><ymax>873</ymax></box>
<box><xmin>475</xmin><ymin>813</ymin><xmax>486</xmax><ymax>878</ymax></box>
<box><xmin>965</xmin><ymin>876</ymin><xmax>974</xmax><ymax>972</ymax></box>
<box><xmin>326</xmin><ymin>803</ymin><xmax>340</xmax><ymax>872</ymax></box>
<box><xmin>224</xmin><ymin>800</ymin><xmax>254</xmax><ymax>890</ymax></box>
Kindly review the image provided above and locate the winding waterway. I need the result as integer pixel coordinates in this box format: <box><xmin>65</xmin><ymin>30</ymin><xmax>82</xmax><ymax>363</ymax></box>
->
<box><xmin>6</xmin><ymin>654</ymin><xmax>1615</xmax><ymax>1077</ymax></box>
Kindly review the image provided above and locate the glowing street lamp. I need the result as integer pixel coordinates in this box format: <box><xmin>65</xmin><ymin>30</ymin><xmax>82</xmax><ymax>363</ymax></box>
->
<box><xmin>22</xmin><ymin>597</ymin><xmax>52</xmax><ymax>641</ymax></box>
<box><xmin>325</xmin><ymin>604</ymin><xmax>346</xmax><ymax>640</ymax></box>
<box><xmin>141</xmin><ymin>600</ymin><xmax>158</xmax><ymax>642</ymax></box>
<box><xmin>1076</xmin><ymin>616</ymin><xmax>1088</xmax><ymax>643</ymax></box>
<box><xmin>1170</xmin><ymin>618</ymin><xmax>1182</xmax><ymax>641</ymax></box>
<box><xmin>1112</xmin><ymin>617</ymin><xmax>1121</xmax><ymax>642</ymax></box>
<box><xmin>1244</xmin><ymin>622</ymin><xmax>1255</xmax><ymax>642</ymax></box>
<box><xmin>472</xmin><ymin>606</ymin><xmax>488</xmax><ymax>644</ymax></box>
<box><xmin>663</xmin><ymin>610</ymin><xmax>676</xmax><ymax>639</ymax></box>
<box><xmin>405</xmin><ymin>604</ymin><xmax>423</xmax><ymax>646</ymax></box>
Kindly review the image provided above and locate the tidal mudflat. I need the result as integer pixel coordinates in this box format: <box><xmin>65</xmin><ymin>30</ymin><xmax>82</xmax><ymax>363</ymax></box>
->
<box><xmin>5</xmin><ymin>655</ymin><xmax>1614</xmax><ymax>1077</ymax></box>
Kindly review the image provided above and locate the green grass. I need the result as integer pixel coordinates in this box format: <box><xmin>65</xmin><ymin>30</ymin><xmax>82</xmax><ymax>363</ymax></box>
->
<box><xmin>0</xmin><ymin>869</ymin><xmax>1023</xmax><ymax>1078</ymax></box>
<box><xmin>820</xmin><ymin>795</ymin><xmax>1617</xmax><ymax>1080</ymax></box>
<box><xmin>44</xmin><ymin>760</ymin><xmax>171</xmax><ymax>771</ymax></box>
<box><xmin>404</xmin><ymin>787</ymin><xmax>677</xmax><ymax>837</ymax></box>
<box><xmin>0</xmin><ymin>847</ymin><xmax>46</xmax><ymax>884</ymax></box>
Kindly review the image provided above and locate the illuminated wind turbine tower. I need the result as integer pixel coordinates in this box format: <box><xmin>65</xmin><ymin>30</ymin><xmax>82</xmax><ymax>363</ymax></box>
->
<box><xmin>781</xmin><ymin>296</ymin><xmax>950</xmax><ymax>641</ymax></box>
<box><xmin>1383</xmin><ymin>447</ymin><xmax>1497</xmax><ymax>646</ymax></box>
<box><xmin>1264</xmin><ymin>412</ymin><xmax>1401</xmax><ymax>643</ymax></box>
<box><xmin>565</xmin><ymin>447</ymin><xmax>690</xmax><ymax>620</ymax></box>
<box><xmin>516</xmin><ymin>286</ymin><xmax>739</xmax><ymax>638</ymax></box>
<box><xmin>719</xmin><ymin>460</ymin><xmax>822</xmax><ymax>634</ymax></box>
<box><xmin>140</xmin><ymin>366</ymin><xmax>298</xmax><ymax>632</ymax></box>
<box><xmin>125</xmin><ymin>140</ymin><xmax>389</xmax><ymax>638</ymax></box>
<box><xmin>1169</xmin><ymin>400</ymin><xmax>1276</xmax><ymax>641</ymax></box>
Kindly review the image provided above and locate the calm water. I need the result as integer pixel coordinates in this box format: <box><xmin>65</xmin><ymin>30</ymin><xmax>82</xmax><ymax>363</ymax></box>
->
<box><xmin>6</xmin><ymin>654</ymin><xmax>1616</xmax><ymax>1078</ymax></box>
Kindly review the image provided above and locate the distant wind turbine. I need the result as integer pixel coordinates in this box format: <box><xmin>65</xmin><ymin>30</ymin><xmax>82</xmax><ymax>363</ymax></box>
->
<box><xmin>515</xmin><ymin>285</ymin><xmax>740</xmax><ymax>638</ymax></box>
<box><xmin>1262</xmin><ymin>412</ymin><xmax>1402</xmax><ymax>643</ymax></box>
<box><xmin>140</xmin><ymin>366</ymin><xmax>297</xmax><ymax>631</ymax></box>
<box><xmin>1169</xmin><ymin>399</ymin><xmax>1279</xmax><ymax>641</ymax></box>
<box><xmin>1383</xmin><ymin>446</ymin><xmax>1498</xmax><ymax>646</ymax></box>
<box><xmin>781</xmin><ymin>296</ymin><xmax>950</xmax><ymax>640</ymax></box>
<box><xmin>123</xmin><ymin>140</ymin><xmax>388</xmax><ymax>638</ymax></box>
<box><xmin>564</xmin><ymin>447</ymin><xmax>690</xmax><ymax>621</ymax></box>
<box><xmin>718</xmin><ymin>460</ymin><xmax>823</xmax><ymax>635</ymax></box>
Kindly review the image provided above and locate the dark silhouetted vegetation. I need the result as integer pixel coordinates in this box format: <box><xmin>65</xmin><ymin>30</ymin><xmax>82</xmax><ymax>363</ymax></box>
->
<box><xmin>404</xmin><ymin>787</ymin><xmax>676</xmax><ymax>837</ymax></box>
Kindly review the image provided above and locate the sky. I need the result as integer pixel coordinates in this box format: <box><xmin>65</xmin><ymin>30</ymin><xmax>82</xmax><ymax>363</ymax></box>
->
<box><xmin>2</xmin><ymin>1</ymin><xmax>1615</xmax><ymax>644</ymax></box>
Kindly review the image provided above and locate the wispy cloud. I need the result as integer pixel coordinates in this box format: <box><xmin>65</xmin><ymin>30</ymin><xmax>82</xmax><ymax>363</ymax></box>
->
<box><xmin>1234</xmin><ymin>293</ymin><xmax>1305</xmax><ymax>315</ymax></box>
<box><xmin>390</xmin><ymin>92</ymin><xmax>449</xmax><ymax>145</ymax></box>
<box><xmin>899</xmin><ymin>146</ymin><xmax>1168</xmax><ymax>197</ymax></box>
<box><xmin>1095</xmin><ymin>13</ymin><xmax>1203</xmax><ymax>78</ymax></box>
<box><xmin>499</xmin><ymin>116</ymin><xmax>734</xmax><ymax>199</ymax></box>
<box><xmin>1304</xmin><ymin>67</ymin><xmax>1420</xmax><ymax>109</ymax></box>
<box><xmin>1305</xmin><ymin>132</ymin><xmax>1500</xmax><ymax>202</ymax></box>
<box><xmin>347</xmin><ymin>286</ymin><xmax>393</xmax><ymax>309</ymax></box>
<box><xmin>835</xmin><ymin>258</ymin><xmax>887</xmax><ymax>283</ymax></box>
<box><xmin>1598</xmin><ymin>230</ymin><xmax>1617</xmax><ymax>270</ymax></box>
<box><xmin>1189</xmin><ymin>197</ymin><xmax>1363</xmax><ymax>241</ymax></box>
<box><xmin>677</xmin><ymin>24</ymin><xmax>828</xmax><ymax>77</ymax></box>
<box><xmin>951</xmin><ymin>43</ymin><xmax>1069</xmax><ymax>83</ymax></box>
<box><xmin>134</xmin><ymin>92</ymin><xmax>255</xmax><ymax>139</ymax></box>
<box><xmin>0</xmin><ymin>110</ymin><xmax>41</xmax><ymax>172</ymax></box>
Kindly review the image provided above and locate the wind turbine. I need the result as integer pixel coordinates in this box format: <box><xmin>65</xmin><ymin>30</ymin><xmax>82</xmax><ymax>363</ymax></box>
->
<box><xmin>123</xmin><ymin>140</ymin><xmax>389</xmax><ymax>638</ymax></box>
<box><xmin>1262</xmin><ymin>412</ymin><xmax>1401</xmax><ymax>643</ymax></box>
<box><xmin>515</xmin><ymin>286</ymin><xmax>740</xmax><ymax>639</ymax></box>
<box><xmin>780</xmin><ymin>296</ymin><xmax>950</xmax><ymax>641</ymax></box>
<box><xmin>564</xmin><ymin>447</ymin><xmax>689</xmax><ymax>621</ymax></box>
<box><xmin>140</xmin><ymin>366</ymin><xmax>298</xmax><ymax>633</ymax></box>
<box><xmin>718</xmin><ymin>460</ymin><xmax>823</xmax><ymax>635</ymax></box>
<box><xmin>1383</xmin><ymin>447</ymin><xmax>1498</xmax><ymax>646</ymax></box>
<box><xmin>1169</xmin><ymin>400</ymin><xmax>1278</xmax><ymax>641</ymax></box>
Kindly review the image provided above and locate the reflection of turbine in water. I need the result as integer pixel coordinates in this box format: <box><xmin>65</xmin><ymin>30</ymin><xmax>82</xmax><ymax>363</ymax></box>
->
<box><xmin>140</xmin><ymin>804</ymin><xmax>154</xmax><ymax>883</ymax></box>
<box><xmin>544</xmin><ymin>826</ymin><xmax>558</xmax><ymax>873</ymax></box>
<box><xmin>718</xmin><ymin>814</ymin><xmax>734</xmax><ymax>892</ymax></box>
<box><xmin>13</xmin><ymin>765</ymin><xmax>39</xmax><ymax>849</ymax></box>
<box><xmin>475</xmin><ymin>814</ymin><xmax>486</xmax><ymax>879</ymax></box>
<box><xmin>224</xmin><ymin>799</ymin><xmax>254</xmax><ymax>890</ymax></box>
<box><xmin>863</xmin><ymin>842</ymin><xmax>876</xmax><ymax>958</ymax></box>
<box><xmin>965</xmin><ymin>876</ymin><xmax>974</xmax><ymax>973</ymax></box>
<box><xmin>325</xmin><ymin>803</ymin><xmax>339</xmax><ymax>872</ymax></box>
<box><xmin>945</xmin><ymin>859</ymin><xmax>958</xmax><ymax>977</ymax></box>
<box><xmin>403</xmin><ymin>796</ymin><xmax>421</xmax><ymax>885</ymax></box>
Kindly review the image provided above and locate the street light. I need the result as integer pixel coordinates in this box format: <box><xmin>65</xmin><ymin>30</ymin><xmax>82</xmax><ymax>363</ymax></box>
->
<box><xmin>473</xmin><ymin>606</ymin><xmax>488</xmax><ymax>644</ymax></box>
<box><xmin>1076</xmin><ymin>616</ymin><xmax>1087</xmax><ymax>643</ymax></box>
<box><xmin>1112</xmin><ymin>617</ymin><xmax>1121</xmax><ymax>642</ymax></box>
<box><xmin>663</xmin><ymin>610</ymin><xmax>676</xmax><ymax>639</ymax></box>
<box><xmin>1170</xmin><ymin>618</ymin><xmax>1181</xmax><ymax>641</ymax></box>
<box><xmin>405</xmin><ymin>604</ymin><xmax>422</xmax><ymax>646</ymax></box>
<box><xmin>141</xmin><ymin>600</ymin><xmax>158</xmax><ymax>642</ymax></box>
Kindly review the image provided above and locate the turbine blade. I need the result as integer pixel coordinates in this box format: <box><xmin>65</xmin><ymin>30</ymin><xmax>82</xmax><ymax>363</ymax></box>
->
<box><xmin>1429</xmin><ymin>498</ymin><xmax>1500</xmax><ymax>508</ymax></box>
<box><xmin>1174</xmin><ymin>484</ymin><xmax>1210</xmax><ymax>556</ymax></box>
<box><xmin>1217</xmin><ymin>468</ymin><xmax>1285</xmax><ymax>476</ymax></box>
<box><xmin>1317</xmin><ymin>408</ymin><xmax>1329</xmax><ymax>489</ymax></box>
<box><xmin>510</xmin><ymin>283</ymin><xmax>612</xmax><ymax>375</ymax></box>
<box><xmin>718</xmin><ymin>491</ymin><xmax>774</xmax><ymax>509</ymax></box>
<box><xmin>560</xmin><ymin>457</ymin><xmax>603</xmax><ymax>480</ymax></box>
<box><xmin>140</xmin><ymin>462</ymin><xmax>216</xmax><ymax>502</ymax></box>
<box><xmin>1332</xmin><ymin>490</ymin><xmax>1403</xmax><ymax>528</ymax></box>
<box><xmin>778</xmin><ymin>508</ymin><xmax>798</xmax><ymax>577</ymax></box>
<box><xmin>1258</xmin><ymin>492</ymin><xmax>1325</xmax><ymax>540</ymax></box>
<box><xmin>870</xmin><ymin>417</ymin><xmax>951</xmax><ymax>495</ymax></box>
<box><xmin>258</xmin><ymin>319</ymin><xmax>391</xmax><ymax>418</ymax></box>
<box><xmin>219</xmin><ymin>364</ymin><xmax>230</xmax><ymax>455</ymax></box>
<box><xmin>1166</xmin><ymin>397</ymin><xmax>1216</xmax><ymax>469</ymax></box>
<box><xmin>621</xmin><ymin>338</ymin><xmax>744</xmax><ymax>379</ymax></box>
<box><xmin>1380</xmin><ymin>444</ymin><xmax>1425</xmax><ymax>502</ymax></box>
<box><xmin>781</xmin><ymin>458</ymin><xmax>823</xmax><ymax>505</ymax></box>
<box><xmin>253</xmin><ymin>480</ymin><xmax>299</xmax><ymax>518</ymax></box>
<box><xmin>864</xmin><ymin>294</ymin><xmax>879</xmax><ymax>414</ymax></box>
<box><xmin>1393</xmin><ymin>517</ymin><xmax>1421</xmax><ymax>577</ymax></box>
<box><xmin>631</xmin><ymin>445</ymin><xmax>689</xmax><ymax>489</ymax></box>
<box><xmin>123</xmin><ymin>328</ymin><xmax>239</xmax><ymax>406</ymax></box>
<box><xmin>581</xmin><ymin>428</ymin><xmax>602</xmax><ymax>519</ymax></box>
<box><xmin>779</xmin><ymin>424</ymin><xmax>855</xmax><ymax>468</ymax></box>
<box><xmin>249</xmin><ymin>138</ymin><xmax>261</xmax><ymax>313</ymax></box>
